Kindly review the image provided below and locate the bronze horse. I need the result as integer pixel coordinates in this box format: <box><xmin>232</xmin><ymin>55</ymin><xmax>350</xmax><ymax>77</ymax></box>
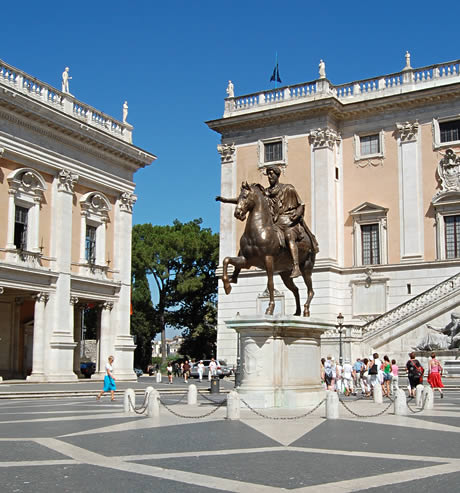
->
<box><xmin>222</xmin><ymin>182</ymin><xmax>316</xmax><ymax>317</ymax></box>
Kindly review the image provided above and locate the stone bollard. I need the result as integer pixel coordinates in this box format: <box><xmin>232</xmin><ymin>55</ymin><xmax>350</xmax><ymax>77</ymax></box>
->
<box><xmin>226</xmin><ymin>390</ymin><xmax>240</xmax><ymax>420</ymax></box>
<box><xmin>123</xmin><ymin>388</ymin><xmax>136</xmax><ymax>414</ymax></box>
<box><xmin>147</xmin><ymin>389</ymin><xmax>160</xmax><ymax>419</ymax></box>
<box><xmin>326</xmin><ymin>391</ymin><xmax>339</xmax><ymax>419</ymax></box>
<box><xmin>156</xmin><ymin>372</ymin><xmax>162</xmax><ymax>383</ymax></box>
<box><xmin>424</xmin><ymin>386</ymin><xmax>434</xmax><ymax>410</ymax></box>
<box><xmin>415</xmin><ymin>384</ymin><xmax>424</xmax><ymax>407</ymax></box>
<box><xmin>187</xmin><ymin>384</ymin><xmax>197</xmax><ymax>405</ymax></box>
<box><xmin>394</xmin><ymin>388</ymin><xmax>408</xmax><ymax>415</ymax></box>
<box><xmin>373</xmin><ymin>383</ymin><xmax>383</xmax><ymax>404</ymax></box>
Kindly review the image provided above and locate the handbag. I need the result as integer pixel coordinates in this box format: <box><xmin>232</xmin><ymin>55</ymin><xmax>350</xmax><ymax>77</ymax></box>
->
<box><xmin>368</xmin><ymin>363</ymin><xmax>378</xmax><ymax>375</ymax></box>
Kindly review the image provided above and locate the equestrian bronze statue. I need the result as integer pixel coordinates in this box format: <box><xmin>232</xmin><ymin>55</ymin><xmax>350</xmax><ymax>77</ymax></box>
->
<box><xmin>216</xmin><ymin>165</ymin><xmax>318</xmax><ymax>317</ymax></box>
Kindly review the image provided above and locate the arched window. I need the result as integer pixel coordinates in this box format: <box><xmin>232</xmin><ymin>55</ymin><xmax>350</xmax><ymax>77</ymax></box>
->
<box><xmin>6</xmin><ymin>168</ymin><xmax>47</xmax><ymax>255</ymax></box>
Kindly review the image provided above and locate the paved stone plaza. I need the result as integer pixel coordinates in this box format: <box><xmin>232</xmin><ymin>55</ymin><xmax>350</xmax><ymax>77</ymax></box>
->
<box><xmin>0</xmin><ymin>379</ymin><xmax>459</xmax><ymax>492</ymax></box>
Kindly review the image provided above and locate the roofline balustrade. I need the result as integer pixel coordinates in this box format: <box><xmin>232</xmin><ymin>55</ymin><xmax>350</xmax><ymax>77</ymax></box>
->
<box><xmin>224</xmin><ymin>59</ymin><xmax>460</xmax><ymax>117</ymax></box>
<box><xmin>0</xmin><ymin>59</ymin><xmax>133</xmax><ymax>144</ymax></box>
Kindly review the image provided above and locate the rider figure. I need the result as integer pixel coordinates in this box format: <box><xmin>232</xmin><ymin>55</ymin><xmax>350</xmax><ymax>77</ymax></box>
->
<box><xmin>264</xmin><ymin>165</ymin><xmax>318</xmax><ymax>278</ymax></box>
<box><xmin>216</xmin><ymin>164</ymin><xmax>318</xmax><ymax>278</ymax></box>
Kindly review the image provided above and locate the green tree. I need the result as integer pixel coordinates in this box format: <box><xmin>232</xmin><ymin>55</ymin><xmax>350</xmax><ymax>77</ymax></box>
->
<box><xmin>132</xmin><ymin>219</ymin><xmax>219</xmax><ymax>363</ymax></box>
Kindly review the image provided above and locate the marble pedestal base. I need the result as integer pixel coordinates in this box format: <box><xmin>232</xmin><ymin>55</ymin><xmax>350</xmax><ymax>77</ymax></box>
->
<box><xmin>225</xmin><ymin>316</ymin><xmax>332</xmax><ymax>409</ymax></box>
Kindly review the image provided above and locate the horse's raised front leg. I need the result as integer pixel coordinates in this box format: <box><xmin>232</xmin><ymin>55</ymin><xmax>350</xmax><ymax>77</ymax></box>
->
<box><xmin>222</xmin><ymin>256</ymin><xmax>248</xmax><ymax>295</ymax></box>
<box><xmin>280</xmin><ymin>271</ymin><xmax>301</xmax><ymax>316</ymax></box>
<box><xmin>264</xmin><ymin>256</ymin><xmax>275</xmax><ymax>316</ymax></box>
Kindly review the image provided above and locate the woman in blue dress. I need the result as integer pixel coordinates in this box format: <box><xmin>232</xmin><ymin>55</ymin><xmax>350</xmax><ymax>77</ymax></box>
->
<box><xmin>96</xmin><ymin>355</ymin><xmax>116</xmax><ymax>401</ymax></box>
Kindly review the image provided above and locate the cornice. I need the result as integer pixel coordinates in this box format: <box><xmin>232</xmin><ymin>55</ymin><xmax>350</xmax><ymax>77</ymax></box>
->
<box><xmin>207</xmin><ymin>81</ymin><xmax>460</xmax><ymax>135</ymax></box>
<box><xmin>0</xmin><ymin>89</ymin><xmax>156</xmax><ymax>169</ymax></box>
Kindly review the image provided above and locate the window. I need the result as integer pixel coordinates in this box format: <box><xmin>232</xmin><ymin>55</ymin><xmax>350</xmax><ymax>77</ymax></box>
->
<box><xmin>258</xmin><ymin>136</ymin><xmax>287</xmax><ymax>168</ymax></box>
<box><xmin>361</xmin><ymin>224</ymin><xmax>380</xmax><ymax>265</ymax></box>
<box><xmin>14</xmin><ymin>206</ymin><xmax>29</xmax><ymax>250</ymax></box>
<box><xmin>85</xmin><ymin>225</ymin><xmax>97</xmax><ymax>263</ymax></box>
<box><xmin>6</xmin><ymin>168</ymin><xmax>46</xmax><ymax>258</ymax></box>
<box><xmin>354</xmin><ymin>131</ymin><xmax>384</xmax><ymax>161</ymax></box>
<box><xmin>350</xmin><ymin>202</ymin><xmax>388</xmax><ymax>267</ymax></box>
<box><xmin>440</xmin><ymin>120</ymin><xmax>460</xmax><ymax>144</ymax></box>
<box><xmin>445</xmin><ymin>215</ymin><xmax>460</xmax><ymax>259</ymax></box>
<box><xmin>360</xmin><ymin>134</ymin><xmax>380</xmax><ymax>156</ymax></box>
<box><xmin>264</xmin><ymin>141</ymin><xmax>283</xmax><ymax>163</ymax></box>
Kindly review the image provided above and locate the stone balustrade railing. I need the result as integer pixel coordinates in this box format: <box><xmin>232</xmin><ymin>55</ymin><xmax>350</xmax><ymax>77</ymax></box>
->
<box><xmin>224</xmin><ymin>59</ymin><xmax>460</xmax><ymax>116</ymax></box>
<box><xmin>362</xmin><ymin>271</ymin><xmax>460</xmax><ymax>338</ymax></box>
<box><xmin>0</xmin><ymin>59</ymin><xmax>132</xmax><ymax>144</ymax></box>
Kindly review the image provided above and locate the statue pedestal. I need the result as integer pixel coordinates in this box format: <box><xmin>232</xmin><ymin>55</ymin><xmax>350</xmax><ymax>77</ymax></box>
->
<box><xmin>225</xmin><ymin>316</ymin><xmax>332</xmax><ymax>409</ymax></box>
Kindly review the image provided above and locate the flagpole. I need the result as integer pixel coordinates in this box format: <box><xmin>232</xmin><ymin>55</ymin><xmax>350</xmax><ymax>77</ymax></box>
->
<box><xmin>275</xmin><ymin>52</ymin><xmax>278</xmax><ymax>89</ymax></box>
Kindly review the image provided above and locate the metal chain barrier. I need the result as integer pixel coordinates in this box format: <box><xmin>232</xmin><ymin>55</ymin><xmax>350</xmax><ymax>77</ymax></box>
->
<box><xmin>128</xmin><ymin>394</ymin><xmax>149</xmax><ymax>415</ymax></box>
<box><xmin>406</xmin><ymin>393</ymin><xmax>428</xmax><ymax>414</ymax></box>
<box><xmin>338</xmin><ymin>396</ymin><xmax>393</xmax><ymax>418</ymax></box>
<box><xmin>240</xmin><ymin>398</ymin><xmax>326</xmax><ymax>420</ymax></box>
<box><xmin>197</xmin><ymin>391</ymin><xmax>227</xmax><ymax>405</ymax></box>
<box><xmin>159</xmin><ymin>396</ymin><xmax>227</xmax><ymax>419</ymax></box>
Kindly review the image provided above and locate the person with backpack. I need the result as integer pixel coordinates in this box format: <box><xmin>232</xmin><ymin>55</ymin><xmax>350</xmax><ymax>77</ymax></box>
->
<box><xmin>323</xmin><ymin>355</ymin><xmax>335</xmax><ymax>390</ymax></box>
<box><xmin>406</xmin><ymin>352</ymin><xmax>424</xmax><ymax>398</ymax></box>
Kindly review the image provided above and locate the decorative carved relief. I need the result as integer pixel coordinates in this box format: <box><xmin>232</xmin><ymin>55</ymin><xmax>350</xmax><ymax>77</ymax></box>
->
<box><xmin>396</xmin><ymin>121</ymin><xmax>419</xmax><ymax>142</ymax></box>
<box><xmin>436</xmin><ymin>148</ymin><xmax>460</xmax><ymax>195</ymax></box>
<box><xmin>7</xmin><ymin>168</ymin><xmax>46</xmax><ymax>201</ymax></box>
<box><xmin>119</xmin><ymin>191</ymin><xmax>137</xmax><ymax>213</ymax></box>
<box><xmin>70</xmin><ymin>296</ymin><xmax>79</xmax><ymax>305</ymax></box>
<box><xmin>309</xmin><ymin>128</ymin><xmax>341</xmax><ymax>150</ymax></box>
<box><xmin>100</xmin><ymin>301</ymin><xmax>114</xmax><ymax>311</ymax></box>
<box><xmin>217</xmin><ymin>143</ymin><xmax>235</xmax><ymax>163</ymax></box>
<box><xmin>57</xmin><ymin>169</ymin><xmax>78</xmax><ymax>193</ymax></box>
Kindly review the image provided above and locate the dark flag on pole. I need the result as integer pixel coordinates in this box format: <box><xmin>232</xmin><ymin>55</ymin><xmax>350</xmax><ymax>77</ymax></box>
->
<box><xmin>270</xmin><ymin>63</ymin><xmax>282</xmax><ymax>83</ymax></box>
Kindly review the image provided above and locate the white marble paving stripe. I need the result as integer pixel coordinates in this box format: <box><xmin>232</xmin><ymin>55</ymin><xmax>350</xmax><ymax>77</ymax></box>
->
<box><xmin>115</xmin><ymin>445</ymin><xmax>459</xmax><ymax>465</ymax></box>
<box><xmin>0</xmin><ymin>409</ymin><xmax>121</xmax><ymax>416</ymax></box>
<box><xmin>34</xmin><ymin>438</ymin><xmax>282</xmax><ymax>493</ymax></box>
<box><xmin>0</xmin><ymin>413</ymin><xmax>137</xmax><ymax>424</ymax></box>
<box><xmin>294</xmin><ymin>462</ymin><xmax>459</xmax><ymax>492</ymax></box>
<box><xmin>0</xmin><ymin>459</ymin><xmax>77</xmax><ymax>467</ymax></box>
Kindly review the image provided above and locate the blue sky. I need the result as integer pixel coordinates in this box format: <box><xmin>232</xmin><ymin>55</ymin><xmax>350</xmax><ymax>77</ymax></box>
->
<box><xmin>3</xmin><ymin>0</ymin><xmax>460</xmax><ymax>236</ymax></box>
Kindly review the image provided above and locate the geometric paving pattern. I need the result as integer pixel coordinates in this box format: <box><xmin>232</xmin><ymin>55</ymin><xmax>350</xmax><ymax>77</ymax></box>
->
<box><xmin>1</xmin><ymin>391</ymin><xmax>459</xmax><ymax>492</ymax></box>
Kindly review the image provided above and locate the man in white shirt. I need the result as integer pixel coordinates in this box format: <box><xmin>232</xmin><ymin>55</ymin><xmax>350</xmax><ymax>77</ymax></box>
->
<box><xmin>342</xmin><ymin>360</ymin><xmax>354</xmax><ymax>396</ymax></box>
<box><xmin>208</xmin><ymin>358</ymin><xmax>218</xmax><ymax>381</ymax></box>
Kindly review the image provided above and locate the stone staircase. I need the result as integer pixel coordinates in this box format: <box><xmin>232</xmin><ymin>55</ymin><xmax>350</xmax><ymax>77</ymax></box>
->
<box><xmin>361</xmin><ymin>271</ymin><xmax>460</xmax><ymax>348</ymax></box>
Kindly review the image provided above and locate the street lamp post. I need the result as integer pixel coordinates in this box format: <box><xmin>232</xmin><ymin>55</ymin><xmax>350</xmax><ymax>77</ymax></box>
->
<box><xmin>337</xmin><ymin>312</ymin><xmax>344</xmax><ymax>365</ymax></box>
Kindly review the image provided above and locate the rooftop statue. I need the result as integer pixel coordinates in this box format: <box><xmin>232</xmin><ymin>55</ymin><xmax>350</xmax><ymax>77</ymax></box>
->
<box><xmin>318</xmin><ymin>59</ymin><xmax>326</xmax><ymax>79</ymax></box>
<box><xmin>226</xmin><ymin>80</ymin><xmax>234</xmax><ymax>98</ymax></box>
<box><xmin>61</xmin><ymin>67</ymin><xmax>72</xmax><ymax>94</ymax></box>
<box><xmin>216</xmin><ymin>164</ymin><xmax>318</xmax><ymax>316</ymax></box>
<box><xmin>122</xmin><ymin>101</ymin><xmax>128</xmax><ymax>123</ymax></box>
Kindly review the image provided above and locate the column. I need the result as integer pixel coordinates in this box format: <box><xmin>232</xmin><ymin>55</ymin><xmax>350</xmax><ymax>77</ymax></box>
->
<box><xmin>71</xmin><ymin>297</ymin><xmax>81</xmax><ymax>375</ymax></box>
<box><xmin>26</xmin><ymin>292</ymin><xmax>49</xmax><ymax>381</ymax></box>
<box><xmin>97</xmin><ymin>301</ymin><xmax>113</xmax><ymax>375</ymax></box>
<box><xmin>30</xmin><ymin>197</ymin><xmax>41</xmax><ymax>252</ymax></box>
<box><xmin>396</xmin><ymin>122</ymin><xmax>424</xmax><ymax>261</ymax></box>
<box><xmin>309</xmin><ymin>128</ymin><xmax>341</xmax><ymax>265</ymax></box>
<box><xmin>217</xmin><ymin>143</ymin><xmax>237</xmax><ymax>262</ymax></box>
<box><xmin>6</xmin><ymin>189</ymin><xmax>17</xmax><ymax>249</ymax></box>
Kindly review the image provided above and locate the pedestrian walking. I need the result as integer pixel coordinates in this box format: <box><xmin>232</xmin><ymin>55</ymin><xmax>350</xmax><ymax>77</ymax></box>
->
<box><xmin>391</xmin><ymin>359</ymin><xmax>399</xmax><ymax>394</ymax></box>
<box><xmin>406</xmin><ymin>352</ymin><xmax>424</xmax><ymax>398</ymax></box>
<box><xmin>427</xmin><ymin>352</ymin><xmax>444</xmax><ymax>398</ymax></box>
<box><xmin>323</xmin><ymin>355</ymin><xmax>335</xmax><ymax>390</ymax></box>
<box><xmin>360</xmin><ymin>358</ymin><xmax>371</xmax><ymax>397</ymax></box>
<box><xmin>167</xmin><ymin>362</ymin><xmax>173</xmax><ymax>384</ymax></box>
<box><xmin>96</xmin><ymin>355</ymin><xmax>116</xmax><ymax>401</ymax></box>
<box><xmin>183</xmin><ymin>360</ymin><xmax>191</xmax><ymax>383</ymax></box>
<box><xmin>352</xmin><ymin>358</ymin><xmax>363</xmax><ymax>395</ymax></box>
<box><xmin>197</xmin><ymin>360</ymin><xmax>205</xmax><ymax>382</ymax></box>
<box><xmin>342</xmin><ymin>360</ymin><xmax>353</xmax><ymax>396</ymax></box>
<box><xmin>381</xmin><ymin>355</ymin><xmax>392</xmax><ymax>397</ymax></box>
<box><xmin>368</xmin><ymin>353</ymin><xmax>382</xmax><ymax>394</ymax></box>
<box><xmin>208</xmin><ymin>358</ymin><xmax>217</xmax><ymax>381</ymax></box>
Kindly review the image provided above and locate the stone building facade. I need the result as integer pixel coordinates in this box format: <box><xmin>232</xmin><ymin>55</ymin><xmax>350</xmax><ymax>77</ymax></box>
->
<box><xmin>0</xmin><ymin>59</ymin><xmax>155</xmax><ymax>381</ymax></box>
<box><xmin>207</xmin><ymin>55</ymin><xmax>460</xmax><ymax>366</ymax></box>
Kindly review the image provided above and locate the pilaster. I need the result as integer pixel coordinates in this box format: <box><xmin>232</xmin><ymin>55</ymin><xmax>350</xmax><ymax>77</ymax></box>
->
<box><xmin>217</xmin><ymin>143</ymin><xmax>237</xmax><ymax>263</ymax></box>
<box><xmin>396</xmin><ymin>121</ymin><xmax>424</xmax><ymax>261</ymax></box>
<box><xmin>309</xmin><ymin>128</ymin><xmax>341</xmax><ymax>265</ymax></box>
